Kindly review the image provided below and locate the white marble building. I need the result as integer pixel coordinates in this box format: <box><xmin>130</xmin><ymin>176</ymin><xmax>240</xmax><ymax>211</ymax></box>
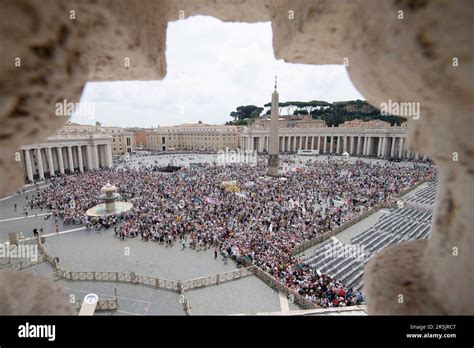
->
<box><xmin>20</xmin><ymin>127</ymin><xmax>113</xmax><ymax>182</ymax></box>
<box><xmin>241</xmin><ymin>118</ymin><xmax>424</xmax><ymax>160</ymax></box>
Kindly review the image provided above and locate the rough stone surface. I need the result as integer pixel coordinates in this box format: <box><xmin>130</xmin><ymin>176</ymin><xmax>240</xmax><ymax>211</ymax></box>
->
<box><xmin>0</xmin><ymin>270</ymin><xmax>73</xmax><ymax>315</ymax></box>
<box><xmin>0</xmin><ymin>0</ymin><xmax>472</xmax><ymax>315</ymax></box>
<box><xmin>363</xmin><ymin>240</ymin><xmax>446</xmax><ymax>315</ymax></box>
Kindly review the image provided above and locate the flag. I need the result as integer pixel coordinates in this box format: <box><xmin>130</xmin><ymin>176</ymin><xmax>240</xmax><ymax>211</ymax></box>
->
<box><xmin>204</xmin><ymin>197</ymin><xmax>219</xmax><ymax>205</ymax></box>
<box><xmin>235</xmin><ymin>192</ymin><xmax>248</xmax><ymax>199</ymax></box>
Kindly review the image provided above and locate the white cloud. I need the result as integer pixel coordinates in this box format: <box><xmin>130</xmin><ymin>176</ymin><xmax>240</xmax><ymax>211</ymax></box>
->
<box><xmin>72</xmin><ymin>16</ymin><xmax>364</xmax><ymax>128</ymax></box>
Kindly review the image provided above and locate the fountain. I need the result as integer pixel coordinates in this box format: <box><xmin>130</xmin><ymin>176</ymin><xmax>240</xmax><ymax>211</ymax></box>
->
<box><xmin>85</xmin><ymin>182</ymin><xmax>133</xmax><ymax>217</ymax></box>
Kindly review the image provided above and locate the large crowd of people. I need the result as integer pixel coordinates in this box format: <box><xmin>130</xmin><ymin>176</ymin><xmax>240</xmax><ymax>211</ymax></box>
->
<box><xmin>35</xmin><ymin>157</ymin><xmax>436</xmax><ymax>307</ymax></box>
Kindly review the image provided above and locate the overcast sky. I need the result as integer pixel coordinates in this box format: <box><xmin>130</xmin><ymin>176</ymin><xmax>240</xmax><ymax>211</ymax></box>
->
<box><xmin>72</xmin><ymin>16</ymin><xmax>364</xmax><ymax>128</ymax></box>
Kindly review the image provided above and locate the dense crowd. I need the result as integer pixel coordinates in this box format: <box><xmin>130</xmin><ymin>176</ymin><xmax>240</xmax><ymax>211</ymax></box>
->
<box><xmin>35</xmin><ymin>158</ymin><xmax>436</xmax><ymax>307</ymax></box>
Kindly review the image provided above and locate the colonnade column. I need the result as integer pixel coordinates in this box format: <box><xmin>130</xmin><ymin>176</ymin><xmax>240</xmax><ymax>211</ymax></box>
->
<box><xmin>381</xmin><ymin>137</ymin><xmax>385</xmax><ymax>157</ymax></box>
<box><xmin>77</xmin><ymin>146</ymin><xmax>84</xmax><ymax>172</ymax></box>
<box><xmin>57</xmin><ymin>147</ymin><xmax>64</xmax><ymax>174</ymax></box>
<box><xmin>24</xmin><ymin>149</ymin><xmax>33</xmax><ymax>182</ymax></box>
<box><xmin>107</xmin><ymin>144</ymin><xmax>113</xmax><ymax>167</ymax></box>
<box><xmin>323</xmin><ymin>136</ymin><xmax>327</xmax><ymax>153</ymax></box>
<box><xmin>93</xmin><ymin>145</ymin><xmax>99</xmax><ymax>168</ymax></box>
<box><xmin>330</xmin><ymin>136</ymin><xmax>334</xmax><ymax>153</ymax></box>
<box><xmin>390</xmin><ymin>137</ymin><xmax>396</xmax><ymax>157</ymax></box>
<box><xmin>47</xmin><ymin>147</ymin><xmax>54</xmax><ymax>176</ymax></box>
<box><xmin>398</xmin><ymin>137</ymin><xmax>404</xmax><ymax>159</ymax></box>
<box><xmin>67</xmin><ymin>146</ymin><xmax>74</xmax><ymax>172</ymax></box>
<box><xmin>86</xmin><ymin>145</ymin><xmax>93</xmax><ymax>170</ymax></box>
<box><xmin>36</xmin><ymin>148</ymin><xmax>44</xmax><ymax>180</ymax></box>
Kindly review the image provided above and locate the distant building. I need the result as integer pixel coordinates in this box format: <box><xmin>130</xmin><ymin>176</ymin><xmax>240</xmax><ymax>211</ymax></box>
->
<box><xmin>252</xmin><ymin>114</ymin><xmax>327</xmax><ymax>129</ymax></box>
<box><xmin>147</xmin><ymin>123</ymin><xmax>240</xmax><ymax>152</ymax></box>
<box><xmin>130</xmin><ymin>130</ymin><xmax>151</xmax><ymax>150</ymax></box>
<box><xmin>339</xmin><ymin>119</ymin><xmax>391</xmax><ymax>128</ymax></box>
<box><xmin>19</xmin><ymin>123</ymin><xmax>112</xmax><ymax>182</ymax></box>
<box><xmin>100</xmin><ymin>126</ymin><xmax>135</xmax><ymax>155</ymax></box>
<box><xmin>241</xmin><ymin>116</ymin><xmax>421</xmax><ymax>159</ymax></box>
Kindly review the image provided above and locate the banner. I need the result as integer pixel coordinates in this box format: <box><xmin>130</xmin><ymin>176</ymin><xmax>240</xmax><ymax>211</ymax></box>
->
<box><xmin>221</xmin><ymin>180</ymin><xmax>240</xmax><ymax>192</ymax></box>
<box><xmin>235</xmin><ymin>192</ymin><xmax>249</xmax><ymax>199</ymax></box>
<box><xmin>204</xmin><ymin>196</ymin><xmax>219</xmax><ymax>205</ymax></box>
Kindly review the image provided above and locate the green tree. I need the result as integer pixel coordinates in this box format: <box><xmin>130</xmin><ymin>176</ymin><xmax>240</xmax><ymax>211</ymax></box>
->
<box><xmin>229</xmin><ymin>105</ymin><xmax>263</xmax><ymax>122</ymax></box>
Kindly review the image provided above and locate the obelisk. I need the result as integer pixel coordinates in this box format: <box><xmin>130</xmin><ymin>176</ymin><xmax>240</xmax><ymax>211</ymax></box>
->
<box><xmin>266</xmin><ymin>76</ymin><xmax>280</xmax><ymax>176</ymax></box>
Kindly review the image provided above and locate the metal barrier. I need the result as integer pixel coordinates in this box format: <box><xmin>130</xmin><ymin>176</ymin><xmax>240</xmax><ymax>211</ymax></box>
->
<box><xmin>9</xmin><ymin>258</ymin><xmax>44</xmax><ymax>271</ymax></box>
<box><xmin>177</xmin><ymin>282</ymin><xmax>192</xmax><ymax>315</ymax></box>
<box><xmin>245</xmin><ymin>262</ymin><xmax>319</xmax><ymax>310</ymax></box>
<box><xmin>75</xmin><ymin>298</ymin><xmax>119</xmax><ymax>311</ymax></box>
<box><xmin>55</xmin><ymin>270</ymin><xmax>180</xmax><ymax>291</ymax></box>
<box><xmin>36</xmin><ymin>236</ymin><xmax>180</xmax><ymax>291</ymax></box>
<box><xmin>180</xmin><ymin>266</ymin><xmax>254</xmax><ymax>291</ymax></box>
<box><xmin>392</xmin><ymin>179</ymin><xmax>430</xmax><ymax>199</ymax></box>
